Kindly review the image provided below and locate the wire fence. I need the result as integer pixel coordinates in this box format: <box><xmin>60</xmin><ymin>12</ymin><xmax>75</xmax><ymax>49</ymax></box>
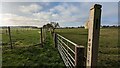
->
<box><xmin>2</xmin><ymin>27</ymin><xmax>47</xmax><ymax>49</ymax></box>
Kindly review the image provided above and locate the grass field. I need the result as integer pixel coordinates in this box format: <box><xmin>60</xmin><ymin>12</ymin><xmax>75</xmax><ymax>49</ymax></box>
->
<box><xmin>2</xmin><ymin>28</ymin><xmax>64</xmax><ymax>67</ymax></box>
<box><xmin>1</xmin><ymin>27</ymin><xmax>119</xmax><ymax>67</ymax></box>
<box><xmin>55</xmin><ymin>28</ymin><xmax>119</xmax><ymax>67</ymax></box>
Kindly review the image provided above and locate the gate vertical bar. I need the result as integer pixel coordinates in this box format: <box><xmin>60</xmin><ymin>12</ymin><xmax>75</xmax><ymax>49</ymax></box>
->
<box><xmin>75</xmin><ymin>46</ymin><xmax>84</xmax><ymax>68</ymax></box>
<box><xmin>8</xmin><ymin>27</ymin><xmax>13</xmax><ymax>49</ymax></box>
<box><xmin>86</xmin><ymin>4</ymin><xmax>102</xmax><ymax>68</ymax></box>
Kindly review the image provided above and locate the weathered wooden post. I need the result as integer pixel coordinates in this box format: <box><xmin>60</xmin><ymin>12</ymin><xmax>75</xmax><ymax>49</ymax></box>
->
<box><xmin>6</xmin><ymin>28</ymin><xmax>8</xmax><ymax>34</ymax></box>
<box><xmin>75</xmin><ymin>46</ymin><xmax>84</xmax><ymax>68</ymax></box>
<box><xmin>44</xmin><ymin>28</ymin><xmax>46</xmax><ymax>41</ymax></box>
<box><xmin>43</xmin><ymin>28</ymin><xmax>45</xmax><ymax>42</ymax></box>
<box><xmin>44</xmin><ymin>28</ymin><xmax>46</xmax><ymax>40</ymax></box>
<box><xmin>54</xmin><ymin>33</ymin><xmax>57</xmax><ymax>48</ymax></box>
<box><xmin>42</xmin><ymin>28</ymin><xmax>44</xmax><ymax>42</ymax></box>
<box><xmin>40</xmin><ymin>28</ymin><xmax>43</xmax><ymax>47</ymax></box>
<box><xmin>86</xmin><ymin>4</ymin><xmax>102</xmax><ymax>67</ymax></box>
<box><xmin>8</xmin><ymin>27</ymin><xmax>13</xmax><ymax>49</ymax></box>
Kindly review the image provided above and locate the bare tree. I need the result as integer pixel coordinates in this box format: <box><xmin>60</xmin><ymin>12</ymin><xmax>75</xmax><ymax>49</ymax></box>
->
<box><xmin>50</xmin><ymin>22</ymin><xmax>60</xmax><ymax>33</ymax></box>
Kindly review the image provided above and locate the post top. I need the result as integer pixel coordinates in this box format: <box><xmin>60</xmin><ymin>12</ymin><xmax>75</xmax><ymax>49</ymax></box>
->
<box><xmin>90</xmin><ymin>4</ymin><xmax>102</xmax><ymax>10</ymax></box>
<box><xmin>76</xmin><ymin>45</ymin><xmax>84</xmax><ymax>48</ymax></box>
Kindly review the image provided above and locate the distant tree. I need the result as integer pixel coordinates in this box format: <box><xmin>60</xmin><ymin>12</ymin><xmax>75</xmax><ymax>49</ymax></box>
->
<box><xmin>50</xmin><ymin>22</ymin><xmax>60</xmax><ymax>33</ymax></box>
<box><xmin>102</xmin><ymin>25</ymin><xmax>110</xmax><ymax>28</ymax></box>
<box><xmin>50</xmin><ymin>22</ymin><xmax>60</xmax><ymax>28</ymax></box>
<box><xmin>43</xmin><ymin>22</ymin><xmax>60</xmax><ymax>34</ymax></box>
<box><xmin>43</xmin><ymin>25</ymin><xmax>47</xmax><ymax>28</ymax></box>
<box><xmin>44</xmin><ymin>23</ymin><xmax>54</xmax><ymax>28</ymax></box>
<box><xmin>43</xmin><ymin>23</ymin><xmax>53</xmax><ymax>33</ymax></box>
<box><xmin>71</xmin><ymin>27</ymin><xmax>74</xmax><ymax>28</ymax></box>
<box><xmin>110</xmin><ymin>25</ymin><xmax>118</xmax><ymax>28</ymax></box>
<box><xmin>118</xmin><ymin>25</ymin><xmax>120</xmax><ymax>28</ymax></box>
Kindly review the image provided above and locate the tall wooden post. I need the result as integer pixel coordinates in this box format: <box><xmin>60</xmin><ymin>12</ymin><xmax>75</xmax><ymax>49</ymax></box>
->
<box><xmin>54</xmin><ymin>33</ymin><xmax>57</xmax><ymax>48</ymax></box>
<box><xmin>8</xmin><ymin>27</ymin><xmax>13</xmax><ymax>49</ymax></box>
<box><xmin>86</xmin><ymin>4</ymin><xmax>102</xmax><ymax>67</ymax></box>
<box><xmin>40</xmin><ymin>28</ymin><xmax>43</xmax><ymax>47</ymax></box>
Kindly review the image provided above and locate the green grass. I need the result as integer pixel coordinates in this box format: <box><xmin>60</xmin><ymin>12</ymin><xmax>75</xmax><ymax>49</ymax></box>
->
<box><xmin>1</xmin><ymin>28</ymin><xmax>119</xmax><ymax>67</ymax></box>
<box><xmin>55</xmin><ymin>28</ymin><xmax>119</xmax><ymax>67</ymax></box>
<box><xmin>2</xmin><ymin>28</ymin><xmax>40</xmax><ymax>46</ymax></box>
<box><xmin>2</xmin><ymin>28</ymin><xmax>64</xmax><ymax>67</ymax></box>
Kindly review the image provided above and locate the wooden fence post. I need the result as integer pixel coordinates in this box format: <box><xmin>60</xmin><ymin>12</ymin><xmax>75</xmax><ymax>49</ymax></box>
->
<box><xmin>54</xmin><ymin>33</ymin><xmax>57</xmax><ymax>48</ymax></box>
<box><xmin>75</xmin><ymin>46</ymin><xmax>84</xmax><ymax>68</ymax></box>
<box><xmin>42</xmin><ymin>28</ymin><xmax>44</xmax><ymax>42</ymax></box>
<box><xmin>40</xmin><ymin>28</ymin><xmax>43</xmax><ymax>47</ymax></box>
<box><xmin>44</xmin><ymin>28</ymin><xmax>46</xmax><ymax>40</ymax></box>
<box><xmin>43</xmin><ymin>28</ymin><xmax>45</xmax><ymax>42</ymax></box>
<box><xmin>8</xmin><ymin>27</ymin><xmax>13</xmax><ymax>49</ymax></box>
<box><xmin>86</xmin><ymin>4</ymin><xmax>102</xmax><ymax>67</ymax></box>
<box><xmin>6</xmin><ymin>28</ymin><xmax>8</xmax><ymax>34</ymax></box>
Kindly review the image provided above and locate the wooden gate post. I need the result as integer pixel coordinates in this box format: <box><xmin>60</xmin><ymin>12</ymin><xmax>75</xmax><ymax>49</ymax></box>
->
<box><xmin>75</xmin><ymin>46</ymin><xmax>84</xmax><ymax>68</ymax></box>
<box><xmin>8</xmin><ymin>27</ymin><xmax>13</xmax><ymax>49</ymax></box>
<box><xmin>54</xmin><ymin>33</ymin><xmax>57</xmax><ymax>48</ymax></box>
<box><xmin>86</xmin><ymin>4</ymin><xmax>102</xmax><ymax>67</ymax></box>
<box><xmin>40</xmin><ymin>28</ymin><xmax>43</xmax><ymax>47</ymax></box>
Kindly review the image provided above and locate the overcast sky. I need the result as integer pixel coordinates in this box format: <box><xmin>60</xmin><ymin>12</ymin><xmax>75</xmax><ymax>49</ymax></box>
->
<box><xmin>0</xmin><ymin>2</ymin><xmax>118</xmax><ymax>27</ymax></box>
